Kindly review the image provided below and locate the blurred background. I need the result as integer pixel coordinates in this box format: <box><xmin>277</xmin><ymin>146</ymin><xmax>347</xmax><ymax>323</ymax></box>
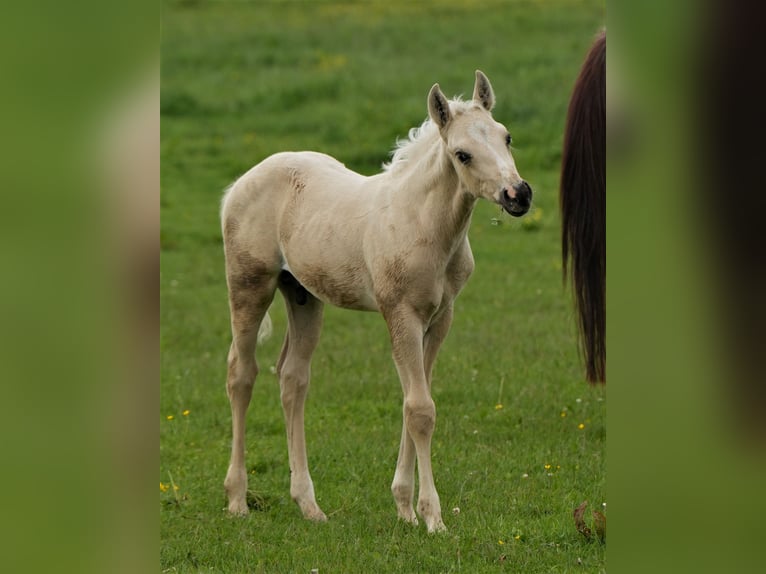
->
<box><xmin>161</xmin><ymin>1</ymin><xmax>606</xmax><ymax>571</ymax></box>
<box><xmin>0</xmin><ymin>0</ymin><xmax>763</xmax><ymax>572</ymax></box>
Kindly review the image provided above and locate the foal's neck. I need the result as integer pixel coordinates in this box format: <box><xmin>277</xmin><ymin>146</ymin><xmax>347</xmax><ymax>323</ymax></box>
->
<box><xmin>391</xmin><ymin>139</ymin><xmax>477</xmax><ymax>250</ymax></box>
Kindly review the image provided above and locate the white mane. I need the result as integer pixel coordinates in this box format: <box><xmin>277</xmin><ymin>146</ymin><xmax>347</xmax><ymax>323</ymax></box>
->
<box><xmin>382</xmin><ymin>98</ymin><xmax>474</xmax><ymax>173</ymax></box>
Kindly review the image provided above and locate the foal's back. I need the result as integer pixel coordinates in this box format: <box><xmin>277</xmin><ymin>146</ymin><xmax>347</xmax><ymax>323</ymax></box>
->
<box><xmin>224</xmin><ymin>151</ymin><xmax>370</xmax><ymax>222</ymax></box>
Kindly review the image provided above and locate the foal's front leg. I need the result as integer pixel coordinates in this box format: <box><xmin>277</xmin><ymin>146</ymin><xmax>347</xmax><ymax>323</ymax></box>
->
<box><xmin>386</xmin><ymin>305</ymin><xmax>446</xmax><ymax>533</ymax></box>
<box><xmin>392</xmin><ymin>416</ymin><xmax>417</xmax><ymax>525</ymax></box>
<box><xmin>391</xmin><ymin>306</ymin><xmax>454</xmax><ymax>527</ymax></box>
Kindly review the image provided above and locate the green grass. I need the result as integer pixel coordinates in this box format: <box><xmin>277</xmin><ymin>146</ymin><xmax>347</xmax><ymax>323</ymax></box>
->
<box><xmin>161</xmin><ymin>1</ymin><xmax>605</xmax><ymax>572</ymax></box>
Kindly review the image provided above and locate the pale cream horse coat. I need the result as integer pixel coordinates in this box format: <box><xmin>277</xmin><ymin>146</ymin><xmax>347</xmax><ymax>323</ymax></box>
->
<box><xmin>221</xmin><ymin>71</ymin><xmax>532</xmax><ymax>532</ymax></box>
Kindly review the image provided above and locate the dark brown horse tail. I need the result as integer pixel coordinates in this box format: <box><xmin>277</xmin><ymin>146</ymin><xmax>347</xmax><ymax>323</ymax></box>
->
<box><xmin>560</xmin><ymin>30</ymin><xmax>606</xmax><ymax>383</ymax></box>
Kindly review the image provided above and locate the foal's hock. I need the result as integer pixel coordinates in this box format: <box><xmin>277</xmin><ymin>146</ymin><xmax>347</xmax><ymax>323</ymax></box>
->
<box><xmin>221</xmin><ymin>71</ymin><xmax>532</xmax><ymax>532</ymax></box>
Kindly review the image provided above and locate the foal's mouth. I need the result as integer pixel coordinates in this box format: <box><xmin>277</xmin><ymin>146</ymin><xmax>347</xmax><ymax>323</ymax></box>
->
<box><xmin>498</xmin><ymin>182</ymin><xmax>534</xmax><ymax>217</ymax></box>
<box><xmin>503</xmin><ymin>203</ymin><xmax>529</xmax><ymax>217</ymax></box>
<box><xmin>499</xmin><ymin>190</ymin><xmax>530</xmax><ymax>217</ymax></box>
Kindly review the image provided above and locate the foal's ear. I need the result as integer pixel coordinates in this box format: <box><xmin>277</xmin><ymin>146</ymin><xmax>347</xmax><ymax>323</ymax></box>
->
<box><xmin>428</xmin><ymin>83</ymin><xmax>452</xmax><ymax>131</ymax></box>
<box><xmin>473</xmin><ymin>70</ymin><xmax>495</xmax><ymax>111</ymax></box>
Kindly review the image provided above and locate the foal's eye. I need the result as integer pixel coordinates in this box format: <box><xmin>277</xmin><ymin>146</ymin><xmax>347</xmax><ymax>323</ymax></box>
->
<box><xmin>505</xmin><ymin>134</ymin><xmax>513</xmax><ymax>146</ymax></box>
<box><xmin>455</xmin><ymin>150</ymin><xmax>472</xmax><ymax>165</ymax></box>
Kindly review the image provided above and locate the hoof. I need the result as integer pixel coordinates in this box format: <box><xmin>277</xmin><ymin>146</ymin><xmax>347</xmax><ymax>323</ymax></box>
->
<box><xmin>397</xmin><ymin>508</ymin><xmax>419</xmax><ymax>526</ymax></box>
<box><xmin>298</xmin><ymin>501</ymin><xmax>328</xmax><ymax>522</ymax></box>
<box><xmin>306</xmin><ymin>508</ymin><xmax>328</xmax><ymax>522</ymax></box>
<box><xmin>227</xmin><ymin>500</ymin><xmax>249</xmax><ymax>516</ymax></box>
<box><xmin>426</xmin><ymin>519</ymin><xmax>447</xmax><ymax>533</ymax></box>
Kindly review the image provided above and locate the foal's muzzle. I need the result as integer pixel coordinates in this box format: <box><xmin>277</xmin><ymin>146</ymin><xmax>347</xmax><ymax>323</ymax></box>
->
<box><xmin>501</xmin><ymin>181</ymin><xmax>533</xmax><ymax>217</ymax></box>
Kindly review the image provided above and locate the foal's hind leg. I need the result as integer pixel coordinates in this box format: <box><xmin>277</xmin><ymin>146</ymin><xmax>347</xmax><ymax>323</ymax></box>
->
<box><xmin>277</xmin><ymin>274</ymin><xmax>326</xmax><ymax>521</ymax></box>
<box><xmin>223</xmin><ymin>266</ymin><xmax>277</xmax><ymax>515</ymax></box>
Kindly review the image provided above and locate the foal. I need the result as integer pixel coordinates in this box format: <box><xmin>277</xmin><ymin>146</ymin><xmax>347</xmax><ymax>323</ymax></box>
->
<box><xmin>221</xmin><ymin>71</ymin><xmax>532</xmax><ymax>532</ymax></box>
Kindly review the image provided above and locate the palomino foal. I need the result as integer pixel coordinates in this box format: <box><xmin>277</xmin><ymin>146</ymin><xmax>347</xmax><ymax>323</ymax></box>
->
<box><xmin>221</xmin><ymin>71</ymin><xmax>532</xmax><ymax>532</ymax></box>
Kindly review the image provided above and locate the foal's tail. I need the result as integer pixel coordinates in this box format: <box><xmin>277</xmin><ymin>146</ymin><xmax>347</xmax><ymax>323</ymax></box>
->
<box><xmin>560</xmin><ymin>30</ymin><xmax>606</xmax><ymax>383</ymax></box>
<box><xmin>258</xmin><ymin>311</ymin><xmax>273</xmax><ymax>343</ymax></box>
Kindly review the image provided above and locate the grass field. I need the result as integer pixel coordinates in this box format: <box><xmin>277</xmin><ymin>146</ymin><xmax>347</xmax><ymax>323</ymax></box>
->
<box><xmin>161</xmin><ymin>1</ymin><xmax>606</xmax><ymax>571</ymax></box>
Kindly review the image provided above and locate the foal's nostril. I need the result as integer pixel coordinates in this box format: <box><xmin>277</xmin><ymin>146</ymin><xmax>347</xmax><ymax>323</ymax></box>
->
<box><xmin>502</xmin><ymin>188</ymin><xmax>511</xmax><ymax>202</ymax></box>
<box><xmin>512</xmin><ymin>180</ymin><xmax>532</xmax><ymax>195</ymax></box>
<box><xmin>511</xmin><ymin>181</ymin><xmax>532</xmax><ymax>206</ymax></box>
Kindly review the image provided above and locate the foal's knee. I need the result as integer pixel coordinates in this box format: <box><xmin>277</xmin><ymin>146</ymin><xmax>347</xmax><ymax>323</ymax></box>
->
<box><xmin>404</xmin><ymin>398</ymin><xmax>436</xmax><ymax>438</ymax></box>
<box><xmin>227</xmin><ymin>353</ymin><xmax>258</xmax><ymax>396</ymax></box>
<box><xmin>279</xmin><ymin>367</ymin><xmax>310</xmax><ymax>404</ymax></box>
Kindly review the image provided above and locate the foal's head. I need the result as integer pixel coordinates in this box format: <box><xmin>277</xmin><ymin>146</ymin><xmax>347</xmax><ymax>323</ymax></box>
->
<box><xmin>429</xmin><ymin>71</ymin><xmax>532</xmax><ymax>217</ymax></box>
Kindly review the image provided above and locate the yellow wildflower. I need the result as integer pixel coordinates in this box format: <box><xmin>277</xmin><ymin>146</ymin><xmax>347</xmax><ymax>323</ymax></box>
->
<box><xmin>498</xmin><ymin>539</ymin><xmax>505</xmax><ymax>545</ymax></box>
<box><xmin>160</xmin><ymin>482</ymin><xmax>168</xmax><ymax>492</ymax></box>
<box><xmin>544</xmin><ymin>464</ymin><xmax>551</xmax><ymax>470</ymax></box>
<box><xmin>495</xmin><ymin>404</ymin><xmax>503</xmax><ymax>410</ymax></box>
<box><xmin>560</xmin><ymin>411</ymin><xmax>567</xmax><ymax>417</ymax></box>
<box><xmin>578</xmin><ymin>423</ymin><xmax>585</xmax><ymax>430</ymax></box>
<box><xmin>173</xmin><ymin>484</ymin><xmax>180</xmax><ymax>491</ymax></box>
<box><xmin>182</xmin><ymin>410</ymin><xmax>190</xmax><ymax>416</ymax></box>
<box><xmin>166</xmin><ymin>415</ymin><xmax>174</xmax><ymax>421</ymax></box>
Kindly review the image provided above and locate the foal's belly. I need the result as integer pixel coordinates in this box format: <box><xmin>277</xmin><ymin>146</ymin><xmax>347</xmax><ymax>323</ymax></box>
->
<box><xmin>282</xmin><ymin>259</ymin><xmax>378</xmax><ymax>312</ymax></box>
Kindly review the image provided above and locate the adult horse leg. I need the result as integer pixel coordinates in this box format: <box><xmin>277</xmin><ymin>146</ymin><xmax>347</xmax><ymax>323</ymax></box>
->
<box><xmin>391</xmin><ymin>305</ymin><xmax>453</xmax><ymax>527</ymax></box>
<box><xmin>223</xmin><ymin>266</ymin><xmax>277</xmax><ymax>515</ymax></box>
<box><xmin>277</xmin><ymin>273</ymin><xmax>326</xmax><ymax>521</ymax></box>
<box><xmin>386</xmin><ymin>305</ymin><xmax>446</xmax><ymax>533</ymax></box>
